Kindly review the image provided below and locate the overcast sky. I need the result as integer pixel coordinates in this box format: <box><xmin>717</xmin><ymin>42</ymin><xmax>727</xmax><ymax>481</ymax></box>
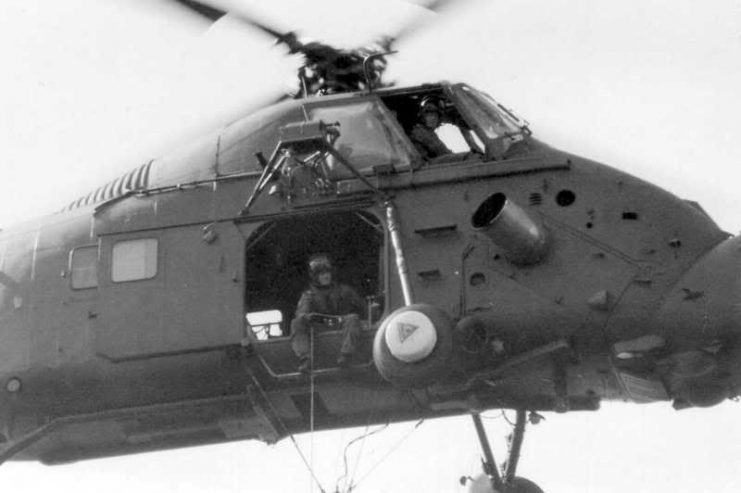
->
<box><xmin>1</xmin><ymin>0</ymin><xmax>741</xmax><ymax>492</ymax></box>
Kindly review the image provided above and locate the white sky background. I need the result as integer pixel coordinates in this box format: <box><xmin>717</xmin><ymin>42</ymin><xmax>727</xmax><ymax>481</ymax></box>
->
<box><xmin>1</xmin><ymin>0</ymin><xmax>741</xmax><ymax>491</ymax></box>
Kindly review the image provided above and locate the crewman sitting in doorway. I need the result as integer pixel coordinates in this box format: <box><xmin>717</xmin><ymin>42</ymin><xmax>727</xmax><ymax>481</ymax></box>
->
<box><xmin>290</xmin><ymin>254</ymin><xmax>364</xmax><ymax>373</ymax></box>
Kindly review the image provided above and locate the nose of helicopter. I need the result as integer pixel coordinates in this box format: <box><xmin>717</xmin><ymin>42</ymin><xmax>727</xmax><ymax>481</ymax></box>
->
<box><xmin>651</xmin><ymin>234</ymin><xmax>741</xmax><ymax>407</ymax></box>
<box><xmin>655</xmin><ymin>235</ymin><xmax>741</xmax><ymax>338</ymax></box>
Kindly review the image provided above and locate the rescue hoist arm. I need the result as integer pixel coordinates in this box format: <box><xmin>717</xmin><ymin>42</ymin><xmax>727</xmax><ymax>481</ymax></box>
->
<box><xmin>240</xmin><ymin>120</ymin><xmax>382</xmax><ymax>215</ymax></box>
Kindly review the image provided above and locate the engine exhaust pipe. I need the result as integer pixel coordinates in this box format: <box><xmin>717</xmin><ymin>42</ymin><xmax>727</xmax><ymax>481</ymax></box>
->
<box><xmin>471</xmin><ymin>193</ymin><xmax>548</xmax><ymax>265</ymax></box>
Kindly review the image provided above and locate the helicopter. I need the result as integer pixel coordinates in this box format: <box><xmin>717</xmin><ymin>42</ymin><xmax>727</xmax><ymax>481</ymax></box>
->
<box><xmin>1</xmin><ymin>0</ymin><xmax>740</xmax><ymax>492</ymax></box>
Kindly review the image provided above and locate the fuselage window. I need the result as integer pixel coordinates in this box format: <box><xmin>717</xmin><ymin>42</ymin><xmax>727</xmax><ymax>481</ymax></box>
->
<box><xmin>111</xmin><ymin>238</ymin><xmax>158</xmax><ymax>282</ymax></box>
<box><xmin>70</xmin><ymin>245</ymin><xmax>98</xmax><ymax>289</ymax></box>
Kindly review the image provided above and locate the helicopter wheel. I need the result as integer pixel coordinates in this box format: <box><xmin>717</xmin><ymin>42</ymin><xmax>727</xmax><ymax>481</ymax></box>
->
<box><xmin>468</xmin><ymin>411</ymin><xmax>546</xmax><ymax>493</ymax></box>
<box><xmin>372</xmin><ymin>303</ymin><xmax>454</xmax><ymax>387</ymax></box>
<box><xmin>467</xmin><ymin>475</ymin><xmax>544</xmax><ymax>493</ymax></box>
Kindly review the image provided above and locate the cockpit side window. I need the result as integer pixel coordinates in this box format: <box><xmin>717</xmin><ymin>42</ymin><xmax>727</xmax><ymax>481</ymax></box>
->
<box><xmin>451</xmin><ymin>84</ymin><xmax>529</xmax><ymax>159</ymax></box>
<box><xmin>305</xmin><ymin>99</ymin><xmax>414</xmax><ymax>178</ymax></box>
<box><xmin>381</xmin><ymin>90</ymin><xmax>484</xmax><ymax>164</ymax></box>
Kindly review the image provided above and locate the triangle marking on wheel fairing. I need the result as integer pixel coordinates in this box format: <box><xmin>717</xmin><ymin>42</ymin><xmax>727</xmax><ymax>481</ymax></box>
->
<box><xmin>396</xmin><ymin>322</ymin><xmax>419</xmax><ymax>343</ymax></box>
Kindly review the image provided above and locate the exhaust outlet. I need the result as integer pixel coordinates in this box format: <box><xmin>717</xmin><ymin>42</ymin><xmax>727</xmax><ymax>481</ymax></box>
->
<box><xmin>471</xmin><ymin>193</ymin><xmax>548</xmax><ymax>265</ymax></box>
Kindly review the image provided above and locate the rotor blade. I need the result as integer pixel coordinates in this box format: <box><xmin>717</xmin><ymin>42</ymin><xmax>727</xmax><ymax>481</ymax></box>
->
<box><xmin>175</xmin><ymin>89</ymin><xmax>290</xmax><ymax>150</ymax></box>
<box><xmin>219</xmin><ymin>11</ymin><xmax>293</xmax><ymax>45</ymax></box>
<box><xmin>416</xmin><ymin>0</ymin><xmax>459</xmax><ymax>13</ymax></box>
<box><xmin>378</xmin><ymin>0</ymin><xmax>461</xmax><ymax>50</ymax></box>
<box><xmin>170</xmin><ymin>0</ymin><xmax>228</xmax><ymax>22</ymax></box>
<box><xmin>167</xmin><ymin>0</ymin><xmax>302</xmax><ymax>51</ymax></box>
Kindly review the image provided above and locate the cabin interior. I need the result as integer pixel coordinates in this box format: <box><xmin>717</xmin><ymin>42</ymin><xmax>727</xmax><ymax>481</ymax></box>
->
<box><xmin>243</xmin><ymin>210</ymin><xmax>384</xmax><ymax>339</ymax></box>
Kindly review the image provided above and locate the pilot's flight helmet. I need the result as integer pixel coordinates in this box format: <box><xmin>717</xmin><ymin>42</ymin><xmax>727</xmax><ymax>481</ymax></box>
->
<box><xmin>419</xmin><ymin>96</ymin><xmax>444</xmax><ymax>116</ymax></box>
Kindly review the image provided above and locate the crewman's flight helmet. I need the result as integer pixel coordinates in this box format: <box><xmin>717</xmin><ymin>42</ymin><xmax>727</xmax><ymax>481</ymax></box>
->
<box><xmin>308</xmin><ymin>254</ymin><xmax>334</xmax><ymax>284</ymax></box>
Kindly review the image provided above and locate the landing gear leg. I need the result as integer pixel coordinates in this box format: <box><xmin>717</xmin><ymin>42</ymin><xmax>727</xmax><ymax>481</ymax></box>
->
<box><xmin>472</xmin><ymin>412</ymin><xmax>503</xmax><ymax>489</ymax></box>
<box><xmin>466</xmin><ymin>410</ymin><xmax>544</xmax><ymax>493</ymax></box>
<box><xmin>502</xmin><ymin>409</ymin><xmax>526</xmax><ymax>484</ymax></box>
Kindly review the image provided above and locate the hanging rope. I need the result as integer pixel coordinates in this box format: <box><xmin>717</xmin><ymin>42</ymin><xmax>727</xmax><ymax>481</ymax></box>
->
<box><xmin>501</xmin><ymin>409</ymin><xmax>516</xmax><ymax>426</ymax></box>
<box><xmin>346</xmin><ymin>424</ymin><xmax>376</xmax><ymax>492</ymax></box>
<box><xmin>240</xmin><ymin>359</ymin><xmax>327</xmax><ymax>493</ymax></box>
<box><xmin>344</xmin><ymin>382</ymin><xmax>385</xmax><ymax>491</ymax></box>
<box><xmin>308</xmin><ymin>324</ymin><xmax>318</xmax><ymax>493</ymax></box>
<box><xmin>482</xmin><ymin>411</ymin><xmax>505</xmax><ymax>420</ymax></box>
<box><xmin>346</xmin><ymin>419</ymin><xmax>425</xmax><ymax>492</ymax></box>
<box><xmin>288</xmin><ymin>428</ymin><xmax>326</xmax><ymax>493</ymax></box>
<box><xmin>335</xmin><ymin>424</ymin><xmax>389</xmax><ymax>493</ymax></box>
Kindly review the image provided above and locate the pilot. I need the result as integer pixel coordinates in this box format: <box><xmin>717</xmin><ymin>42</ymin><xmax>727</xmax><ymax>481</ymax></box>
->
<box><xmin>290</xmin><ymin>254</ymin><xmax>364</xmax><ymax>373</ymax></box>
<box><xmin>409</xmin><ymin>97</ymin><xmax>452</xmax><ymax>160</ymax></box>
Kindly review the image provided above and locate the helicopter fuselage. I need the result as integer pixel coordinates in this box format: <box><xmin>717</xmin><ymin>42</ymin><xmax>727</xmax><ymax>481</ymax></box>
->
<box><xmin>0</xmin><ymin>82</ymin><xmax>738</xmax><ymax>465</ymax></box>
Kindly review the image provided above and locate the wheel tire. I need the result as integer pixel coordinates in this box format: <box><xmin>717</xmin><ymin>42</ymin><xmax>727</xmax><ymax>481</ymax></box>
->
<box><xmin>507</xmin><ymin>477</ymin><xmax>545</xmax><ymax>493</ymax></box>
<box><xmin>468</xmin><ymin>475</ymin><xmax>544</xmax><ymax>493</ymax></box>
<box><xmin>372</xmin><ymin>303</ymin><xmax>454</xmax><ymax>388</ymax></box>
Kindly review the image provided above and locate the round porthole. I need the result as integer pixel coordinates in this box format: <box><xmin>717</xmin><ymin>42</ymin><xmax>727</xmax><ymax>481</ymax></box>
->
<box><xmin>6</xmin><ymin>377</ymin><xmax>21</xmax><ymax>393</ymax></box>
<box><xmin>469</xmin><ymin>272</ymin><xmax>486</xmax><ymax>286</ymax></box>
<box><xmin>556</xmin><ymin>190</ymin><xmax>576</xmax><ymax>207</ymax></box>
